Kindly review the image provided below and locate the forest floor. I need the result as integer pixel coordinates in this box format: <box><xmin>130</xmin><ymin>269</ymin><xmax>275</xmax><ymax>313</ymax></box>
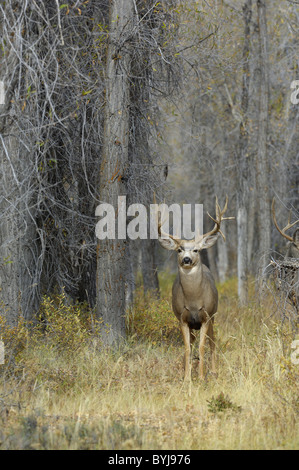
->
<box><xmin>0</xmin><ymin>275</ymin><xmax>298</xmax><ymax>450</ymax></box>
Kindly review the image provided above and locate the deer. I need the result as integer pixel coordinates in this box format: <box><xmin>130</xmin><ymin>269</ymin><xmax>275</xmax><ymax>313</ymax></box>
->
<box><xmin>272</xmin><ymin>198</ymin><xmax>299</xmax><ymax>313</ymax></box>
<box><xmin>156</xmin><ymin>196</ymin><xmax>233</xmax><ymax>381</ymax></box>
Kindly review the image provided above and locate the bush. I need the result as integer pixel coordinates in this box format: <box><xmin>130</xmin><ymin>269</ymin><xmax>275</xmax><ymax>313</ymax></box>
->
<box><xmin>207</xmin><ymin>392</ymin><xmax>242</xmax><ymax>414</ymax></box>
<box><xmin>127</xmin><ymin>287</ymin><xmax>180</xmax><ymax>344</ymax></box>
<box><xmin>0</xmin><ymin>313</ymin><xmax>29</xmax><ymax>372</ymax></box>
<box><xmin>37</xmin><ymin>293</ymin><xmax>93</xmax><ymax>355</ymax></box>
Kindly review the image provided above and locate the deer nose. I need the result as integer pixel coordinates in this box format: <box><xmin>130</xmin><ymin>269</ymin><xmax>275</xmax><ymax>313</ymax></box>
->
<box><xmin>183</xmin><ymin>257</ymin><xmax>192</xmax><ymax>264</ymax></box>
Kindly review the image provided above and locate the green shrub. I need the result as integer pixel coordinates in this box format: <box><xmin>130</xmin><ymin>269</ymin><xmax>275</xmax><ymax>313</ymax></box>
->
<box><xmin>207</xmin><ymin>392</ymin><xmax>242</xmax><ymax>414</ymax></box>
<box><xmin>37</xmin><ymin>293</ymin><xmax>93</xmax><ymax>355</ymax></box>
<box><xmin>127</xmin><ymin>287</ymin><xmax>180</xmax><ymax>344</ymax></box>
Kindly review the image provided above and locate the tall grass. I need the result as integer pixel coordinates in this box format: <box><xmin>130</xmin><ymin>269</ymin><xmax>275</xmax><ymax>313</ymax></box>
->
<box><xmin>0</xmin><ymin>276</ymin><xmax>298</xmax><ymax>449</ymax></box>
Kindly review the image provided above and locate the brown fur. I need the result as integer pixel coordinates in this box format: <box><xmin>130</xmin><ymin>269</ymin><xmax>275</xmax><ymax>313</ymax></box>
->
<box><xmin>157</xmin><ymin>197</ymin><xmax>232</xmax><ymax>381</ymax></box>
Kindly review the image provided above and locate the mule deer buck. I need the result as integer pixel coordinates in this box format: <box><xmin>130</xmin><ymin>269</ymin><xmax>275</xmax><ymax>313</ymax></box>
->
<box><xmin>156</xmin><ymin>196</ymin><xmax>233</xmax><ymax>381</ymax></box>
<box><xmin>272</xmin><ymin>199</ymin><xmax>299</xmax><ymax>313</ymax></box>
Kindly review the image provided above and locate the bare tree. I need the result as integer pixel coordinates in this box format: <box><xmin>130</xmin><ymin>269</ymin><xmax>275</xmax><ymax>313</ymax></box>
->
<box><xmin>256</xmin><ymin>0</ymin><xmax>271</xmax><ymax>280</ymax></box>
<box><xmin>96</xmin><ymin>0</ymin><xmax>135</xmax><ymax>346</ymax></box>
<box><xmin>236</xmin><ymin>0</ymin><xmax>252</xmax><ymax>305</ymax></box>
<box><xmin>0</xmin><ymin>2</ymin><xmax>41</xmax><ymax>324</ymax></box>
<box><xmin>0</xmin><ymin>1</ymin><xmax>109</xmax><ymax>324</ymax></box>
<box><xmin>96</xmin><ymin>0</ymin><xmax>181</xmax><ymax>345</ymax></box>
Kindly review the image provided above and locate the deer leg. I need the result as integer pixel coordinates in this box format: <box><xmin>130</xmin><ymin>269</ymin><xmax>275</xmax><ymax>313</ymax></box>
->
<box><xmin>199</xmin><ymin>322</ymin><xmax>209</xmax><ymax>379</ymax></box>
<box><xmin>208</xmin><ymin>321</ymin><xmax>216</xmax><ymax>375</ymax></box>
<box><xmin>180</xmin><ymin>322</ymin><xmax>191</xmax><ymax>381</ymax></box>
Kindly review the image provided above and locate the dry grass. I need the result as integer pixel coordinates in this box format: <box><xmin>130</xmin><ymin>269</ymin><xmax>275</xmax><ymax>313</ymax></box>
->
<box><xmin>0</xmin><ymin>275</ymin><xmax>298</xmax><ymax>450</ymax></box>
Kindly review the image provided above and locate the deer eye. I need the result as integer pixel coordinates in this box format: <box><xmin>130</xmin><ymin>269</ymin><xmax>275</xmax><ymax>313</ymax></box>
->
<box><xmin>178</xmin><ymin>248</ymin><xmax>182</xmax><ymax>253</ymax></box>
<box><xmin>193</xmin><ymin>249</ymin><xmax>198</xmax><ymax>253</ymax></box>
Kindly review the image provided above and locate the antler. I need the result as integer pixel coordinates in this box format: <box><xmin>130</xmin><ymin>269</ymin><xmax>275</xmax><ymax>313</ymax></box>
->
<box><xmin>153</xmin><ymin>193</ymin><xmax>182</xmax><ymax>243</ymax></box>
<box><xmin>272</xmin><ymin>198</ymin><xmax>299</xmax><ymax>242</ymax></box>
<box><xmin>200</xmin><ymin>195</ymin><xmax>234</xmax><ymax>242</ymax></box>
<box><xmin>154</xmin><ymin>193</ymin><xmax>233</xmax><ymax>243</ymax></box>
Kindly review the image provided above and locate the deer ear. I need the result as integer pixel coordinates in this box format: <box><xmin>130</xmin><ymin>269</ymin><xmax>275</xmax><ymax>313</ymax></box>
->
<box><xmin>198</xmin><ymin>233</ymin><xmax>219</xmax><ymax>250</ymax></box>
<box><xmin>158</xmin><ymin>236</ymin><xmax>178</xmax><ymax>251</ymax></box>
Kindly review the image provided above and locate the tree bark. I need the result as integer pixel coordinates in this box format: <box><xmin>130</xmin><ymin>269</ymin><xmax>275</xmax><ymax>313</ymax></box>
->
<box><xmin>96</xmin><ymin>0</ymin><xmax>134</xmax><ymax>347</ymax></box>
<box><xmin>256</xmin><ymin>0</ymin><xmax>271</xmax><ymax>281</ymax></box>
<box><xmin>217</xmin><ymin>236</ymin><xmax>228</xmax><ymax>283</ymax></box>
<box><xmin>141</xmin><ymin>238</ymin><xmax>160</xmax><ymax>297</ymax></box>
<box><xmin>247</xmin><ymin>189</ymin><xmax>256</xmax><ymax>270</ymax></box>
<box><xmin>237</xmin><ymin>0</ymin><xmax>252</xmax><ymax>305</ymax></box>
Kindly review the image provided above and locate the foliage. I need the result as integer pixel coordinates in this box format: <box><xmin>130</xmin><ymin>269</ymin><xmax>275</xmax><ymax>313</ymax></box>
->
<box><xmin>0</xmin><ymin>312</ymin><xmax>29</xmax><ymax>368</ymax></box>
<box><xmin>127</xmin><ymin>286</ymin><xmax>180</xmax><ymax>344</ymax></box>
<box><xmin>37</xmin><ymin>292</ymin><xmax>93</xmax><ymax>355</ymax></box>
<box><xmin>207</xmin><ymin>392</ymin><xmax>242</xmax><ymax>414</ymax></box>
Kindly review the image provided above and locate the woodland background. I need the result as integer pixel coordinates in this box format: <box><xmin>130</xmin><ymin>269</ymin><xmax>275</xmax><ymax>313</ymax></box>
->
<box><xmin>0</xmin><ymin>0</ymin><xmax>298</xmax><ymax>450</ymax></box>
<box><xmin>0</xmin><ymin>0</ymin><xmax>298</xmax><ymax>333</ymax></box>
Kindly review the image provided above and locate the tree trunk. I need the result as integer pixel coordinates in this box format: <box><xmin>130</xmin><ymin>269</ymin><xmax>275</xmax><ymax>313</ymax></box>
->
<box><xmin>96</xmin><ymin>0</ymin><xmax>134</xmax><ymax>347</ymax></box>
<box><xmin>237</xmin><ymin>206</ymin><xmax>248</xmax><ymax>303</ymax></box>
<box><xmin>256</xmin><ymin>0</ymin><xmax>271</xmax><ymax>281</ymax></box>
<box><xmin>125</xmin><ymin>239</ymin><xmax>135</xmax><ymax>311</ymax></box>
<box><xmin>237</xmin><ymin>0</ymin><xmax>252</xmax><ymax>305</ymax></box>
<box><xmin>247</xmin><ymin>189</ymin><xmax>256</xmax><ymax>271</ymax></box>
<box><xmin>207</xmin><ymin>244</ymin><xmax>219</xmax><ymax>283</ymax></box>
<box><xmin>217</xmin><ymin>236</ymin><xmax>228</xmax><ymax>283</ymax></box>
<box><xmin>141</xmin><ymin>238</ymin><xmax>160</xmax><ymax>297</ymax></box>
